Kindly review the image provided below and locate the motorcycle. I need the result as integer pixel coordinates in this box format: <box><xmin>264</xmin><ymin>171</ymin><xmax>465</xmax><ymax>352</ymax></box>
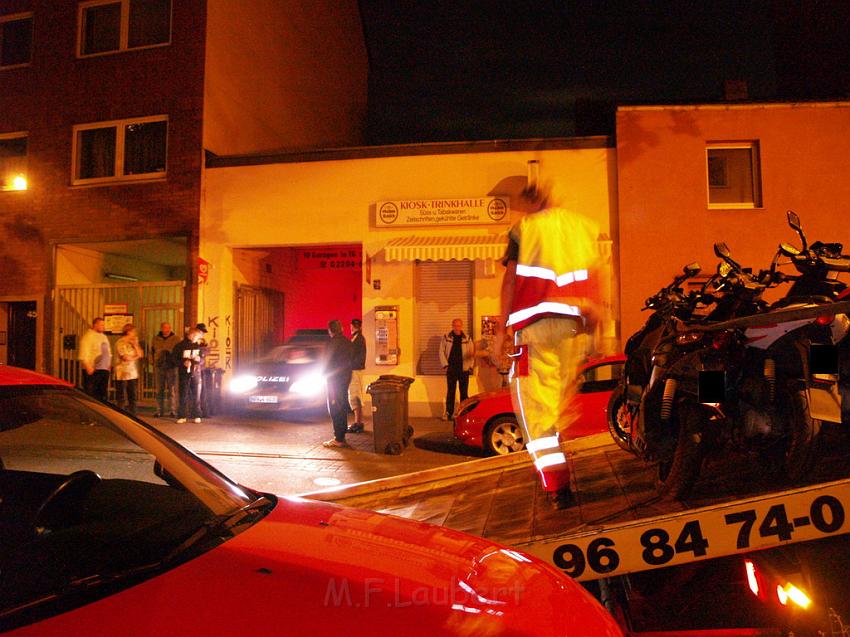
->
<box><xmin>609</xmin><ymin>212</ymin><xmax>850</xmax><ymax>497</ymax></box>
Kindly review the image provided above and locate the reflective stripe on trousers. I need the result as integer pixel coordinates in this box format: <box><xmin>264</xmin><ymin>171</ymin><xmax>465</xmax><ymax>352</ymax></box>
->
<box><xmin>509</xmin><ymin>318</ymin><xmax>591</xmax><ymax>492</ymax></box>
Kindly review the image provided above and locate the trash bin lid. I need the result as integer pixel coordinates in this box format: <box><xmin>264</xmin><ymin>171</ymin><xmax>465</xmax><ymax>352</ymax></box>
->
<box><xmin>366</xmin><ymin>381</ymin><xmax>403</xmax><ymax>394</ymax></box>
<box><xmin>376</xmin><ymin>374</ymin><xmax>415</xmax><ymax>386</ymax></box>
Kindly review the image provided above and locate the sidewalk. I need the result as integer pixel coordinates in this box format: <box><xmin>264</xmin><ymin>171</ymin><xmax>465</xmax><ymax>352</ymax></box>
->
<box><xmin>136</xmin><ymin>405</ymin><xmax>484</xmax><ymax>496</ymax></box>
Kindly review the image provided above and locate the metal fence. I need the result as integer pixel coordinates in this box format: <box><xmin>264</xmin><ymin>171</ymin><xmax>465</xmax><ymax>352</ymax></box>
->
<box><xmin>234</xmin><ymin>284</ymin><xmax>283</xmax><ymax>370</ymax></box>
<box><xmin>54</xmin><ymin>282</ymin><xmax>185</xmax><ymax>399</ymax></box>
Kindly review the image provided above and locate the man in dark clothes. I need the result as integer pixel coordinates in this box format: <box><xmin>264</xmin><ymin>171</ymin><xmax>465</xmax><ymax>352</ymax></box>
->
<box><xmin>173</xmin><ymin>327</ymin><xmax>205</xmax><ymax>423</ymax></box>
<box><xmin>323</xmin><ymin>319</ymin><xmax>354</xmax><ymax>448</ymax></box>
<box><xmin>347</xmin><ymin>318</ymin><xmax>367</xmax><ymax>433</ymax></box>
<box><xmin>438</xmin><ymin>318</ymin><xmax>475</xmax><ymax>420</ymax></box>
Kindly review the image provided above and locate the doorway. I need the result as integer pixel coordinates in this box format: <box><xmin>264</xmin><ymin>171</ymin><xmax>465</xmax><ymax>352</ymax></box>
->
<box><xmin>0</xmin><ymin>301</ymin><xmax>37</xmax><ymax>370</ymax></box>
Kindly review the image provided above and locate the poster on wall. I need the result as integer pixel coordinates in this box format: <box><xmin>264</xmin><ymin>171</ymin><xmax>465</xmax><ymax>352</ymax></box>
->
<box><xmin>480</xmin><ymin>315</ymin><xmax>511</xmax><ymax>377</ymax></box>
<box><xmin>104</xmin><ymin>314</ymin><xmax>134</xmax><ymax>335</ymax></box>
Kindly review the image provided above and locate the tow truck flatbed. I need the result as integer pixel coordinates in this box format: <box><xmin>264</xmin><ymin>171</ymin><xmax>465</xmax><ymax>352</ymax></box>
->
<box><xmin>304</xmin><ymin>431</ymin><xmax>850</xmax><ymax>582</ymax></box>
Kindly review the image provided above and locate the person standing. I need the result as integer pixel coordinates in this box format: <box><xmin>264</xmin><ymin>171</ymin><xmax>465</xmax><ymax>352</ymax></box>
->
<box><xmin>495</xmin><ymin>181</ymin><xmax>602</xmax><ymax>508</ymax></box>
<box><xmin>151</xmin><ymin>322</ymin><xmax>180</xmax><ymax>417</ymax></box>
<box><xmin>172</xmin><ymin>327</ymin><xmax>205</xmax><ymax>424</ymax></box>
<box><xmin>438</xmin><ymin>318</ymin><xmax>475</xmax><ymax>420</ymax></box>
<box><xmin>347</xmin><ymin>318</ymin><xmax>367</xmax><ymax>433</ymax></box>
<box><xmin>114</xmin><ymin>323</ymin><xmax>143</xmax><ymax>415</ymax></box>
<box><xmin>323</xmin><ymin>319</ymin><xmax>354</xmax><ymax>448</ymax></box>
<box><xmin>194</xmin><ymin>322</ymin><xmax>209</xmax><ymax>415</ymax></box>
<box><xmin>78</xmin><ymin>317</ymin><xmax>111</xmax><ymax>402</ymax></box>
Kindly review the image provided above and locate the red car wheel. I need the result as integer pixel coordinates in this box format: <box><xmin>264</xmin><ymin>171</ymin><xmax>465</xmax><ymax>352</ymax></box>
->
<box><xmin>485</xmin><ymin>416</ymin><xmax>526</xmax><ymax>455</ymax></box>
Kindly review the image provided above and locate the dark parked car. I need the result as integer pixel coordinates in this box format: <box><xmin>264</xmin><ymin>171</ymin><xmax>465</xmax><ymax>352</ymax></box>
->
<box><xmin>229</xmin><ymin>329</ymin><xmax>330</xmax><ymax>412</ymax></box>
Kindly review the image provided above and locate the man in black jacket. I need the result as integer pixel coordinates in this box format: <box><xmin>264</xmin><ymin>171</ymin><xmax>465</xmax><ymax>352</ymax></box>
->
<box><xmin>347</xmin><ymin>318</ymin><xmax>367</xmax><ymax>433</ymax></box>
<box><xmin>323</xmin><ymin>319</ymin><xmax>354</xmax><ymax>448</ymax></box>
<box><xmin>172</xmin><ymin>327</ymin><xmax>205</xmax><ymax>424</ymax></box>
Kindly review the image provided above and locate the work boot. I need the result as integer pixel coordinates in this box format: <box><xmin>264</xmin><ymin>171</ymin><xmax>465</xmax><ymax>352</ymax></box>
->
<box><xmin>549</xmin><ymin>487</ymin><xmax>576</xmax><ymax>510</ymax></box>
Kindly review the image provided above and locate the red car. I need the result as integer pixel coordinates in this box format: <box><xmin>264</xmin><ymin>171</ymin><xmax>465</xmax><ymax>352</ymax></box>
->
<box><xmin>454</xmin><ymin>355</ymin><xmax>627</xmax><ymax>455</ymax></box>
<box><xmin>0</xmin><ymin>366</ymin><xmax>621</xmax><ymax>636</ymax></box>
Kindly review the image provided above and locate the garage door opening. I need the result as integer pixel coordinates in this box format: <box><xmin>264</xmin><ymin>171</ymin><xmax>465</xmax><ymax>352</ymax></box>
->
<box><xmin>232</xmin><ymin>244</ymin><xmax>362</xmax><ymax>369</ymax></box>
<box><xmin>53</xmin><ymin>238</ymin><xmax>187</xmax><ymax>391</ymax></box>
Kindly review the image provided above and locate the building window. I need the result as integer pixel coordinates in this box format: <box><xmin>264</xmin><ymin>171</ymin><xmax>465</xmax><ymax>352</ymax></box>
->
<box><xmin>0</xmin><ymin>133</ymin><xmax>28</xmax><ymax>191</ymax></box>
<box><xmin>415</xmin><ymin>261</ymin><xmax>473</xmax><ymax>375</ymax></box>
<box><xmin>0</xmin><ymin>13</ymin><xmax>33</xmax><ymax>69</ymax></box>
<box><xmin>706</xmin><ymin>142</ymin><xmax>762</xmax><ymax>209</ymax></box>
<box><xmin>72</xmin><ymin>116</ymin><xmax>167</xmax><ymax>185</ymax></box>
<box><xmin>78</xmin><ymin>0</ymin><xmax>171</xmax><ymax>57</ymax></box>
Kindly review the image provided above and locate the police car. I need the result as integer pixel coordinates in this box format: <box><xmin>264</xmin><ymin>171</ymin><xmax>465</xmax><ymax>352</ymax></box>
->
<box><xmin>229</xmin><ymin>329</ymin><xmax>330</xmax><ymax>413</ymax></box>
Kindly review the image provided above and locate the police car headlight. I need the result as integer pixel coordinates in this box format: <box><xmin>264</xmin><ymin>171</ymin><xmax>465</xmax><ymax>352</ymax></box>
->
<box><xmin>290</xmin><ymin>374</ymin><xmax>326</xmax><ymax>396</ymax></box>
<box><xmin>230</xmin><ymin>375</ymin><xmax>258</xmax><ymax>394</ymax></box>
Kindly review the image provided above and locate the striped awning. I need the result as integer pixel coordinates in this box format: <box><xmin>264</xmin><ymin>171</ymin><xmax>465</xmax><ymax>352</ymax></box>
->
<box><xmin>384</xmin><ymin>234</ymin><xmax>508</xmax><ymax>262</ymax></box>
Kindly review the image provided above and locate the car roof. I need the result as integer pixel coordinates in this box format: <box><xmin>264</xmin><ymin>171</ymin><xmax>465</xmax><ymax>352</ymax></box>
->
<box><xmin>0</xmin><ymin>365</ymin><xmax>72</xmax><ymax>387</ymax></box>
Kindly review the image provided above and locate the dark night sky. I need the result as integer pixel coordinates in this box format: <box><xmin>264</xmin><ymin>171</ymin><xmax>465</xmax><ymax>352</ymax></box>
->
<box><xmin>358</xmin><ymin>1</ymin><xmax>850</xmax><ymax>144</ymax></box>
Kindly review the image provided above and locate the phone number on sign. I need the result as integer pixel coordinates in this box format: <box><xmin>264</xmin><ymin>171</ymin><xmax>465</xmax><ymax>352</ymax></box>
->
<box><xmin>531</xmin><ymin>482</ymin><xmax>850</xmax><ymax>581</ymax></box>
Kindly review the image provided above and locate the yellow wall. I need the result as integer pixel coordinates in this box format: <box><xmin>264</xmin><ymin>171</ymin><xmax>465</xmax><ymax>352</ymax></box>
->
<box><xmin>201</xmin><ymin>145</ymin><xmax>616</xmax><ymax>415</ymax></box>
<box><xmin>203</xmin><ymin>0</ymin><xmax>368</xmax><ymax>155</ymax></box>
<box><xmin>617</xmin><ymin>103</ymin><xmax>850</xmax><ymax>340</ymax></box>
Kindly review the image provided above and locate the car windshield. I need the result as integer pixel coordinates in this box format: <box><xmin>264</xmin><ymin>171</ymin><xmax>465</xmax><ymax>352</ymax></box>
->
<box><xmin>0</xmin><ymin>384</ymin><xmax>262</xmax><ymax>624</ymax></box>
<box><xmin>258</xmin><ymin>344</ymin><xmax>323</xmax><ymax>364</ymax></box>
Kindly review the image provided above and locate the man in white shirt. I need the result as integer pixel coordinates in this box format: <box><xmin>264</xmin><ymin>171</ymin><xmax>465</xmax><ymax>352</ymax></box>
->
<box><xmin>78</xmin><ymin>317</ymin><xmax>112</xmax><ymax>401</ymax></box>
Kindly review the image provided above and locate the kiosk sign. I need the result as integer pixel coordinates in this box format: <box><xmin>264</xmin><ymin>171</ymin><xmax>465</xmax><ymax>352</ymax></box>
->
<box><xmin>376</xmin><ymin>197</ymin><xmax>509</xmax><ymax>227</ymax></box>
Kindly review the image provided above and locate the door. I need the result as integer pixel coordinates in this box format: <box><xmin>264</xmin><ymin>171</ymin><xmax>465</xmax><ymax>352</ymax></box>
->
<box><xmin>7</xmin><ymin>301</ymin><xmax>37</xmax><ymax>370</ymax></box>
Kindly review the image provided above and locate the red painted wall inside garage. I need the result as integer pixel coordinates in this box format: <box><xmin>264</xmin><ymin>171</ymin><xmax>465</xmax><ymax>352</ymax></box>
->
<box><xmin>256</xmin><ymin>245</ymin><xmax>362</xmax><ymax>342</ymax></box>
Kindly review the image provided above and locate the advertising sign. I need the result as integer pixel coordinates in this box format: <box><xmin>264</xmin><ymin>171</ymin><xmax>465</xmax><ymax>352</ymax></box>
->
<box><xmin>376</xmin><ymin>197</ymin><xmax>509</xmax><ymax>227</ymax></box>
<box><xmin>523</xmin><ymin>478</ymin><xmax>850</xmax><ymax>582</ymax></box>
<box><xmin>298</xmin><ymin>247</ymin><xmax>362</xmax><ymax>270</ymax></box>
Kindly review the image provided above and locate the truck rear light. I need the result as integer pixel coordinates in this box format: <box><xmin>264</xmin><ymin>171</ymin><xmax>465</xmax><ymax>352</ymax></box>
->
<box><xmin>745</xmin><ymin>559</ymin><xmax>760</xmax><ymax>597</ymax></box>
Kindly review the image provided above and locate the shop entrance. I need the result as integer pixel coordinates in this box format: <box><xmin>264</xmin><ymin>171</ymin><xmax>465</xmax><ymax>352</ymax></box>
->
<box><xmin>232</xmin><ymin>244</ymin><xmax>362</xmax><ymax>368</ymax></box>
<box><xmin>0</xmin><ymin>300</ymin><xmax>37</xmax><ymax>369</ymax></box>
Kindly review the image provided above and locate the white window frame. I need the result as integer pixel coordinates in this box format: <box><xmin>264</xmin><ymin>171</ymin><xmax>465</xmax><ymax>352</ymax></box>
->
<box><xmin>706</xmin><ymin>141</ymin><xmax>763</xmax><ymax>210</ymax></box>
<box><xmin>71</xmin><ymin>115</ymin><xmax>168</xmax><ymax>186</ymax></box>
<box><xmin>77</xmin><ymin>0</ymin><xmax>172</xmax><ymax>58</ymax></box>
<box><xmin>0</xmin><ymin>12</ymin><xmax>34</xmax><ymax>70</ymax></box>
<box><xmin>0</xmin><ymin>131</ymin><xmax>29</xmax><ymax>192</ymax></box>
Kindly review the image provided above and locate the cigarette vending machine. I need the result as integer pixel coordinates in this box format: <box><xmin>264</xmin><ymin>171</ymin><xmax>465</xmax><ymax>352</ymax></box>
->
<box><xmin>374</xmin><ymin>306</ymin><xmax>399</xmax><ymax>365</ymax></box>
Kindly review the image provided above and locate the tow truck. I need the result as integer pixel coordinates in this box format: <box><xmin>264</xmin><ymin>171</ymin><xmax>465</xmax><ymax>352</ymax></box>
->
<box><xmin>304</xmin><ymin>430</ymin><xmax>850</xmax><ymax>635</ymax></box>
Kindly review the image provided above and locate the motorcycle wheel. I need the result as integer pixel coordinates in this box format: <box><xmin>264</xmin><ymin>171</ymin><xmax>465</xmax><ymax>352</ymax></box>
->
<box><xmin>783</xmin><ymin>387</ymin><xmax>821</xmax><ymax>484</ymax></box>
<box><xmin>606</xmin><ymin>386</ymin><xmax>633</xmax><ymax>453</ymax></box>
<box><xmin>656</xmin><ymin>401</ymin><xmax>704</xmax><ymax>500</ymax></box>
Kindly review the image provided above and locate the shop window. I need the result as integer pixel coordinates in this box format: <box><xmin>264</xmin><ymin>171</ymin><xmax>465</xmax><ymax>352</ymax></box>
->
<box><xmin>0</xmin><ymin>13</ymin><xmax>33</xmax><ymax>68</ymax></box>
<box><xmin>78</xmin><ymin>0</ymin><xmax>171</xmax><ymax>57</ymax></box>
<box><xmin>707</xmin><ymin>142</ymin><xmax>762</xmax><ymax>209</ymax></box>
<box><xmin>0</xmin><ymin>133</ymin><xmax>28</xmax><ymax>191</ymax></box>
<box><xmin>72</xmin><ymin>116</ymin><xmax>167</xmax><ymax>185</ymax></box>
<box><xmin>415</xmin><ymin>261</ymin><xmax>473</xmax><ymax>375</ymax></box>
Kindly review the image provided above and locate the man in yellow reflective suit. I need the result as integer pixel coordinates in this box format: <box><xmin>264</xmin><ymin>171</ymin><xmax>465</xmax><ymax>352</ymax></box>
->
<box><xmin>496</xmin><ymin>183</ymin><xmax>601</xmax><ymax>508</ymax></box>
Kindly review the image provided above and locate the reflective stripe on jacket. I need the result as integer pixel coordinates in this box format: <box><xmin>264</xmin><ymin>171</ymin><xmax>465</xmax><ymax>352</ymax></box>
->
<box><xmin>507</xmin><ymin>207</ymin><xmax>602</xmax><ymax>331</ymax></box>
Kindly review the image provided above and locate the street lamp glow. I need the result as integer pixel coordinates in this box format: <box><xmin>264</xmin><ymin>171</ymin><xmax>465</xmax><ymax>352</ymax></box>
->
<box><xmin>12</xmin><ymin>174</ymin><xmax>27</xmax><ymax>190</ymax></box>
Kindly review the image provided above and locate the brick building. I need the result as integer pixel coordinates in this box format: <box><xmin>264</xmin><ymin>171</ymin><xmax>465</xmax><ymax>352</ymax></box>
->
<box><xmin>0</xmin><ymin>0</ymin><xmax>367</xmax><ymax>380</ymax></box>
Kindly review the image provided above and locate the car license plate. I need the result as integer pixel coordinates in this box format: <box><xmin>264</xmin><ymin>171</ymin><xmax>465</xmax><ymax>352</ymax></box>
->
<box><xmin>250</xmin><ymin>395</ymin><xmax>278</xmax><ymax>404</ymax></box>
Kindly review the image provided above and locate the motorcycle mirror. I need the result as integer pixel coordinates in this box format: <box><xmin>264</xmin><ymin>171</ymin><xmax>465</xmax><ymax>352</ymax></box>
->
<box><xmin>786</xmin><ymin>210</ymin><xmax>802</xmax><ymax>232</ymax></box>
<box><xmin>779</xmin><ymin>242</ymin><xmax>800</xmax><ymax>257</ymax></box>
<box><xmin>684</xmin><ymin>262</ymin><xmax>701</xmax><ymax>276</ymax></box>
<box><xmin>714</xmin><ymin>242</ymin><xmax>731</xmax><ymax>259</ymax></box>
<box><xmin>786</xmin><ymin>210</ymin><xmax>808</xmax><ymax>250</ymax></box>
